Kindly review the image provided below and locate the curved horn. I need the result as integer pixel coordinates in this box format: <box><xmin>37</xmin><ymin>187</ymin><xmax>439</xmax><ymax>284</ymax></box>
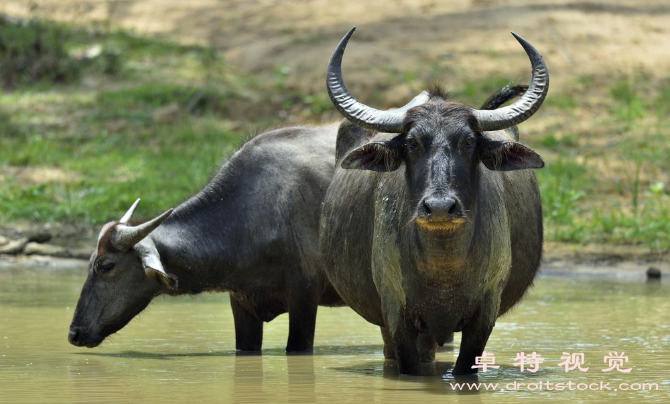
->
<box><xmin>472</xmin><ymin>33</ymin><xmax>549</xmax><ymax>131</ymax></box>
<box><xmin>110</xmin><ymin>208</ymin><xmax>173</xmax><ymax>251</ymax></box>
<box><xmin>119</xmin><ymin>198</ymin><xmax>141</xmax><ymax>224</ymax></box>
<box><xmin>327</xmin><ymin>27</ymin><xmax>424</xmax><ymax>133</ymax></box>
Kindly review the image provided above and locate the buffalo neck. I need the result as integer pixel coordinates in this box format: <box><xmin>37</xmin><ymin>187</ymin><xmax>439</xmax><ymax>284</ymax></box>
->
<box><xmin>148</xmin><ymin>165</ymin><xmax>248</xmax><ymax>295</ymax></box>
<box><xmin>407</xmin><ymin>222</ymin><xmax>484</xmax><ymax>286</ymax></box>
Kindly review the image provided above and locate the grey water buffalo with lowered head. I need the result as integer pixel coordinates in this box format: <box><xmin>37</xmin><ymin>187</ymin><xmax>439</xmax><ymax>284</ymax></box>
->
<box><xmin>68</xmin><ymin>125</ymin><xmax>346</xmax><ymax>353</ymax></box>
<box><xmin>320</xmin><ymin>28</ymin><xmax>548</xmax><ymax>375</ymax></box>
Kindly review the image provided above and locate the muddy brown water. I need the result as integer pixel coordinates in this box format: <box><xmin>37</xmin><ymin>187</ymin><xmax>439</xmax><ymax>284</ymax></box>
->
<box><xmin>0</xmin><ymin>265</ymin><xmax>668</xmax><ymax>403</ymax></box>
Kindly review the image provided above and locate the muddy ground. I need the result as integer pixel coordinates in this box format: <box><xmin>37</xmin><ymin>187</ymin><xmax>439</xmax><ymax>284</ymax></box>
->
<box><xmin>2</xmin><ymin>0</ymin><xmax>670</xmax><ymax>276</ymax></box>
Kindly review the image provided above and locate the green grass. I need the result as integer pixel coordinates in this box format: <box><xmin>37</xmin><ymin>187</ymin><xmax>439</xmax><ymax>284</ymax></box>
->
<box><xmin>544</xmin><ymin>94</ymin><xmax>578</xmax><ymax>110</ymax></box>
<box><xmin>0</xmin><ymin>16</ymin><xmax>82</xmax><ymax>87</ymax></box>
<box><xmin>532</xmin><ymin>74</ymin><xmax>670</xmax><ymax>250</ymax></box>
<box><xmin>536</xmin><ymin>155</ymin><xmax>591</xmax><ymax>243</ymax></box>
<box><xmin>452</xmin><ymin>76</ymin><xmax>518</xmax><ymax>107</ymax></box>
<box><xmin>0</xmin><ymin>14</ymin><xmax>336</xmax><ymax>225</ymax></box>
<box><xmin>535</xmin><ymin>152</ymin><xmax>670</xmax><ymax>250</ymax></box>
<box><xmin>539</xmin><ymin>133</ymin><xmax>577</xmax><ymax>149</ymax></box>
<box><xmin>0</xmin><ymin>17</ymin><xmax>252</xmax><ymax>224</ymax></box>
<box><xmin>610</xmin><ymin>78</ymin><xmax>646</xmax><ymax>125</ymax></box>
<box><xmin>0</xmin><ymin>109</ymin><xmax>241</xmax><ymax>223</ymax></box>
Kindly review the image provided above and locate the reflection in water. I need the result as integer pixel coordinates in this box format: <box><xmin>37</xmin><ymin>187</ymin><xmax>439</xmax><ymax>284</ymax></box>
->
<box><xmin>66</xmin><ymin>357</ymin><xmax>125</xmax><ymax>403</ymax></box>
<box><xmin>0</xmin><ymin>268</ymin><xmax>668</xmax><ymax>402</ymax></box>
<box><xmin>287</xmin><ymin>355</ymin><xmax>316</xmax><ymax>403</ymax></box>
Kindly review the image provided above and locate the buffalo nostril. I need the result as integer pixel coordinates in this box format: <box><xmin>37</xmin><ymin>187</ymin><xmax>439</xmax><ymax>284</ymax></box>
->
<box><xmin>68</xmin><ymin>328</ymin><xmax>81</xmax><ymax>345</ymax></box>
<box><xmin>422</xmin><ymin>199</ymin><xmax>432</xmax><ymax>217</ymax></box>
<box><xmin>447</xmin><ymin>201</ymin><xmax>457</xmax><ymax>216</ymax></box>
<box><xmin>421</xmin><ymin>197</ymin><xmax>458</xmax><ymax>220</ymax></box>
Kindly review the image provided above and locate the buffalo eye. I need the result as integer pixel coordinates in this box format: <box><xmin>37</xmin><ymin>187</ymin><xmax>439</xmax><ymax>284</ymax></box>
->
<box><xmin>96</xmin><ymin>262</ymin><xmax>115</xmax><ymax>274</ymax></box>
<box><xmin>407</xmin><ymin>138</ymin><xmax>419</xmax><ymax>152</ymax></box>
<box><xmin>461</xmin><ymin>135</ymin><xmax>476</xmax><ymax>152</ymax></box>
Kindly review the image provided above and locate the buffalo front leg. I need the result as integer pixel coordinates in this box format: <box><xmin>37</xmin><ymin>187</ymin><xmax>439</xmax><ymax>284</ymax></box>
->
<box><xmin>285</xmin><ymin>289</ymin><xmax>319</xmax><ymax>353</ymax></box>
<box><xmin>382</xmin><ymin>327</ymin><xmax>437</xmax><ymax>363</ymax></box>
<box><xmin>230</xmin><ymin>295</ymin><xmax>263</xmax><ymax>351</ymax></box>
<box><xmin>452</xmin><ymin>315</ymin><xmax>495</xmax><ymax>375</ymax></box>
<box><xmin>392</xmin><ymin>325</ymin><xmax>423</xmax><ymax>375</ymax></box>
<box><xmin>380</xmin><ymin>327</ymin><xmax>396</xmax><ymax>360</ymax></box>
<box><xmin>383</xmin><ymin>309</ymin><xmax>423</xmax><ymax>375</ymax></box>
<box><xmin>417</xmin><ymin>333</ymin><xmax>437</xmax><ymax>363</ymax></box>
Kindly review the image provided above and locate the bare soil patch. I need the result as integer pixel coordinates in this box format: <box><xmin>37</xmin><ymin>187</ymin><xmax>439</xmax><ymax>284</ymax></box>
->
<box><xmin>4</xmin><ymin>0</ymin><xmax>670</xmax><ymax>99</ymax></box>
<box><xmin>0</xmin><ymin>167</ymin><xmax>83</xmax><ymax>184</ymax></box>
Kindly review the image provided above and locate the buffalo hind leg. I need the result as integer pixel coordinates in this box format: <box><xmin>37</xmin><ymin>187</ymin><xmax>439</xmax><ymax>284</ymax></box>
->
<box><xmin>285</xmin><ymin>290</ymin><xmax>319</xmax><ymax>353</ymax></box>
<box><xmin>231</xmin><ymin>296</ymin><xmax>263</xmax><ymax>351</ymax></box>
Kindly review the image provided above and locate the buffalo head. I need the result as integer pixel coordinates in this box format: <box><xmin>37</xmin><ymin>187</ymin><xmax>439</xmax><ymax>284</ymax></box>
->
<box><xmin>327</xmin><ymin>28</ymin><xmax>547</xmax><ymax>233</ymax></box>
<box><xmin>68</xmin><ymin>199</ymin><xmax>175</xmax><ymax>347</ymax></box>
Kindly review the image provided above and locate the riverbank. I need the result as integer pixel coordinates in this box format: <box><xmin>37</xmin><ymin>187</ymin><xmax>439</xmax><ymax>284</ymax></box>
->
<box><xmin>540</xmin><ymin>242</ymin><xmax>668</xmax><ymax>279</ymax></box>
<box><xmin>1</xmin><ymin>223</ymin><xmax>666</xmax><ymax>278</ymax></box>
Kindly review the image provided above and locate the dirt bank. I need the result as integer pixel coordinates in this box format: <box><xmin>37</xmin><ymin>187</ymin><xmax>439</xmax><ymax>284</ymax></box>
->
<box><xmin>2</xmin><ymin>247</ymin><xmax>667</xmax><ymax>279</ymax></box>
<box><xmin>1</xmin><ymin>223</ymin><xmax>668</xmax><ymax>279</ymax></box>
<box><xmin>541</xmin><ymin>242</ymin><xmax>669</xmax><ymax>278</ymax></box>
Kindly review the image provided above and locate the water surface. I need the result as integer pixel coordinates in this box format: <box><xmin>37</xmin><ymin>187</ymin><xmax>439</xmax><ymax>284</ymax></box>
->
<box><xmin>0</xmin><ymin>266</ymin><xmax>668</xmax><ymax>403</ymax></box>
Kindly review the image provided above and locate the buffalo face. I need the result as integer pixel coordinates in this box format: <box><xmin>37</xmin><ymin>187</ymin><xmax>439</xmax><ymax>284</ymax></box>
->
<box><xmin>341</xmin><ymin>100</ymin><xmax>544</xmax><ymax>233</ymax></box>
<box><xmin>68</xmin><ymin>200</ymin><xmax>176</xmax><ymax>347</ymax></box>
<box><xmin>69</xmin><ymin>250</ymin><xmax>160</xmax><ymax>347</ymax></box>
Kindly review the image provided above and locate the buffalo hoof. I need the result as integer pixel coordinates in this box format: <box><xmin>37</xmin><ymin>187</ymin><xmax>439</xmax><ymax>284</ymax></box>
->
<box><xmin>235</xmin><ymin>349</ymin><xmax>262</xmax><ymax>356</ymax></box>
<box><xmin>285</xmin><ymin>348</ymin><xmax>314</xmax><ymax>355</ymax></box>
<box><xmin>452</xmin><ymin>365</ymin><xmax>478</xmax><ymax>376</ymax></box>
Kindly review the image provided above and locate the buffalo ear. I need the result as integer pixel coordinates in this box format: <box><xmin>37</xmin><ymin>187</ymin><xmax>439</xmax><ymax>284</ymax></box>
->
<box><xmin>341</xmin><ymin>136</ymin><xmax>404</xmax><ymax>172</ymax></box>
<box><xmin>145</xmin><ymin>267</ymin><xmax>178</xmax><ymax>290</ymax></box>
<box><xmin>479</xmin><ymin>139</ymin><xmax>544</xmax><ymax>171</ymax></box>
<box><xmin>134</xmin><ymin>238</ymin><xmax>178</xmax><ymax>290</ymax></box>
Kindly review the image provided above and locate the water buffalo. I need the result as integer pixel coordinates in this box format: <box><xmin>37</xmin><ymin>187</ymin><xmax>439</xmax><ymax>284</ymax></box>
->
<box><xmin>68</xmin><ymin>125</ymin><xmax>347</xmax><ymax>353</ymax></box>
<box><xmin>320</xmin><ymin>28</ymin><xmax>548</xmax><ymax>375</ymax></box>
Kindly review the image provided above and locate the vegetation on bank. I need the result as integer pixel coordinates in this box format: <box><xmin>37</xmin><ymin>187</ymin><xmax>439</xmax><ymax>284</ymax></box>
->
<box><xmin>1</xmin><ymin>14</ymin><xmax>669</xmax><ymax>251</ymax></box>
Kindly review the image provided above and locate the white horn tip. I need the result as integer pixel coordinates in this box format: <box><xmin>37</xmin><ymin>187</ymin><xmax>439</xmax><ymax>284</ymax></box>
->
<box><xmin>119</xmin><ymin>198</ymin><xmax>142</xmax><ymax>224</ymax></box>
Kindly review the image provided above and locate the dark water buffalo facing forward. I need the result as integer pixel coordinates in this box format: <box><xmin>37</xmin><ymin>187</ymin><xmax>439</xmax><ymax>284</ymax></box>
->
<box><xmin>69</xmin><ymin>126</ymin><xmax>346</xmax><ymax>353</ymax></box>
<box><xmin>320</xmin><ymin>28</ymin><xmax>548</xmax><ymax>375</ymax></box>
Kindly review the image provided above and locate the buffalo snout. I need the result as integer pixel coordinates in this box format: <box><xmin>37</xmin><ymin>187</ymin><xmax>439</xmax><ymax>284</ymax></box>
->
<box><xmin>68</xmin><ymin>325</ymin><xmax>102</xmax><ymax>348</ymax></box>
<box><xmin>420</xmin><ymin>196</ymin><xmax>460</xmax><ymax>221</ymax></box>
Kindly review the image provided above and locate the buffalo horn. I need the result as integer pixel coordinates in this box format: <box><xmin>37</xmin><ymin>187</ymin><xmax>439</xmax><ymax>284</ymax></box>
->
<box><xmin>119</xmin><ymin>198</ymin><xmax>141</xmax><ymax>224</ymax></box>
<box><xmin>472</xmin><ymin>33</ymin><xmax>549</xmax><ymax>131</ymax></box>
<box><xmin>326</xmin><ymin>27</ymin><xmax>429</xmax><ymax>133</ymax></box>
<box><xmin>327</xmin><ymin>29</ymin><xmax>549</xmax><ymax>134</ymax></box>
<box><xmin>110</xmin><ymin>207</ymin><xmax>173</xmax><ymax>251</ymax></box>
